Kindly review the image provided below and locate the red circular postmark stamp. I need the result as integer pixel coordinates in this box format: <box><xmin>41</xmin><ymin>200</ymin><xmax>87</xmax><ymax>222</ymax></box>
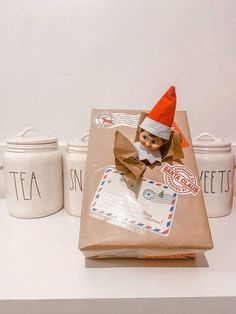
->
<box><xmin>161</xmin><ymin>164</ymin><xmax>201</xmax><ymax>196</ymax></box>
<box><xmin>95</xmin><ymin>112</ymin><xmax>116</xmax><ymax>128</ymax></box>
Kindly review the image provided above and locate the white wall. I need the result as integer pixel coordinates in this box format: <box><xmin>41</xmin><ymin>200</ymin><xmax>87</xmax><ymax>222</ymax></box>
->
<box><xmin>0</xmin><ymin>0</ymin><xmax>235</xmax><ymax>196</ymax></box>
<box><xmin>0</xmin><ymin>0</ymin><xmax>235</xmax><ymax>142</ymax></box>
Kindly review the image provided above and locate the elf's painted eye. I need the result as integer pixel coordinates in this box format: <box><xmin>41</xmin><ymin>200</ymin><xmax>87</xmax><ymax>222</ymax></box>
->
<box><xmin>151</xmin><ymin>140</ymin><xmax>156</xmax><ymax>144</ymax></box>
<box><xmin>143</xmin><ymin>135</ymin><xmax>148</xmax><ymax>140</ymax></box>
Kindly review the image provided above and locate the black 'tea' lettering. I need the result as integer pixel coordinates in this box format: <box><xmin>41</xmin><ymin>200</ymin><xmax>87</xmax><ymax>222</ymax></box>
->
<box><xmin>200</xmin><ymin>170</ymin><xmax>231</xmax><ymax>194</ymax></box>
<box><xmin>69</xmin><ymin>169</ymin><xmax>83</xmax><ymax>192</ymax></box>
<box><xmin>9</xmin><ymin>171</ymin><xmax>41</xmax><ymax>201</ymax></box>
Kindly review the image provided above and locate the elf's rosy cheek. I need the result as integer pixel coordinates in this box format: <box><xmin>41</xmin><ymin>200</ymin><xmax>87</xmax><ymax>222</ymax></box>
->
<box><xmin>150</xmin><ymin>143</ymin><xmax>162</xmax><ymax>150</ymax></box>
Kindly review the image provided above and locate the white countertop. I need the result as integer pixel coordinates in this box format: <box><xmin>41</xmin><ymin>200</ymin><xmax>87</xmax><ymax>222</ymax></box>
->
<box><xmin>0</xmin><ymin>198</ymin><xmax>236</xmax><ymax>314</ymax></box>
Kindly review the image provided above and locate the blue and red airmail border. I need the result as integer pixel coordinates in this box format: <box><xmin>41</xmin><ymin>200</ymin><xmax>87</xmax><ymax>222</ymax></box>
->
<box><xmin>90</xmin><ymin>168</ymin><xmax>178</xmax><ymax>236</ymax></box>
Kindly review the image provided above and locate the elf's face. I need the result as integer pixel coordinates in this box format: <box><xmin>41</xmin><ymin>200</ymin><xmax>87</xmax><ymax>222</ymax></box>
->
<box><xmin>139</xmin><ymin>130</ymin><xmax>166</xmax><ymax>151</ymax></box>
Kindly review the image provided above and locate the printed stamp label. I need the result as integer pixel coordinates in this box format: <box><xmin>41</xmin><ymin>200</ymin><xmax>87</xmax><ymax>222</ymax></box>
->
<box><xmin>95</xmin><ymin>112</ymin><xmax>140</xmax><ymax>128</ymax></box>
<box><xmin>90</xmin><ymin>168</ymin><xmax>178</xmax><ymax>236</ymax></box>
<box><xmin>95</xmin><ymin>112</ymin><xmax>116</xmax><ymax>128</ymax></box>
<box><xmin>161</xmin><ymin>164</ymin><xmax>201</xmax><ymax>196</ymax></box>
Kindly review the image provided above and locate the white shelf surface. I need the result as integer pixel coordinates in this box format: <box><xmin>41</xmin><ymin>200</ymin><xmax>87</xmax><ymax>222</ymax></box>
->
<box><xmin>0</xmin><ymin>198</ymin><xmax>236</xmax><ymax>314</ymax></box>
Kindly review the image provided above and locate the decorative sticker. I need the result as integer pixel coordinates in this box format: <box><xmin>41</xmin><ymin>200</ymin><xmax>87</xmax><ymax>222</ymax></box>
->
<box><xmin>161</xmin><ymin>164</ymin><xmax>201</xmax><ymax>196</ymax></box>
<box><xmin>90</xmin><ymin>168</ymin><xmax>178</xmax><ymax>236</ymax></box>
<box><xmin>172</xmin><ymin>121</ymin><xmax>189</xmax><ymax>148</ymax></box>
<box><xmin>95</xmin><ymin>112</ymin><xmax>140</xmax><ymax>129</ymax></box>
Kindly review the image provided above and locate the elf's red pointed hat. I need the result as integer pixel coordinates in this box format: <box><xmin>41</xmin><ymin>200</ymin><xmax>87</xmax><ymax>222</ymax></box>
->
<box><xmin>139</xmin><ymin>86</ymin><xmax>176</xmax><ymax>140</ymax></box>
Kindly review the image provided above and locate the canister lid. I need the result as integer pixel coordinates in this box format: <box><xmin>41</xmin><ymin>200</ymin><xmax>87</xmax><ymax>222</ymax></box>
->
<box><xmin>67</xmin><ymin>135</ymin><xmax>89</xmax><ymax>152</ymax></box>
<box><xmin>7</xmin><ymin>127</ymin><xmax>58</xmax><ymax>145</ymax></box>
<box><xmin>193</xmin><ymin>133</ymin><xmax>231</xmax><ymax>152</ymax></box>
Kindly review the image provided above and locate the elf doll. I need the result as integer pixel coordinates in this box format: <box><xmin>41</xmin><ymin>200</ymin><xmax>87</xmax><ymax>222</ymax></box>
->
<box><xmin>114</xmin><ymin>86</ymin><xmax>184</xmax><ymax>186</ymax></box>
<box><xmin>134</xmin><ymin>86</ymin><xmax>176</xmax><ymax>164</ymax></box>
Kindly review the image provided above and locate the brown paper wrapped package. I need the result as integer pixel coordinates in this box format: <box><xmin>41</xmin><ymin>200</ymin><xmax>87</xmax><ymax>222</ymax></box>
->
<box><xmin>79</xmin><ymin>109</ymin><xmax>213</xmax><ymax>259</ymax></box>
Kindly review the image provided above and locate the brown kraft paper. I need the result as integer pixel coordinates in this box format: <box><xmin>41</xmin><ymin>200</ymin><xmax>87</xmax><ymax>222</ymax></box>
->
<box><xmin>79</xmin><ymin>109</ymin><xmax>213</xmax><ymax>259</ymax></box>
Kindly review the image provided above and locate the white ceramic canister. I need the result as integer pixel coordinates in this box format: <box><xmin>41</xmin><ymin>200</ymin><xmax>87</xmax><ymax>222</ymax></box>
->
<box><xmin>63</xmin><ymin>136</ymin><xmax>88</xmax><ymax>217</ymax></box>
<box><xmin>193</xmin><ymin>133</ymin><xmax>235</xmax><ymax>218</ymax></box>
<box><xmin>4</xmin><ymin>127</ymin><xmax>63</xmax><ymax>218</ymax></box>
